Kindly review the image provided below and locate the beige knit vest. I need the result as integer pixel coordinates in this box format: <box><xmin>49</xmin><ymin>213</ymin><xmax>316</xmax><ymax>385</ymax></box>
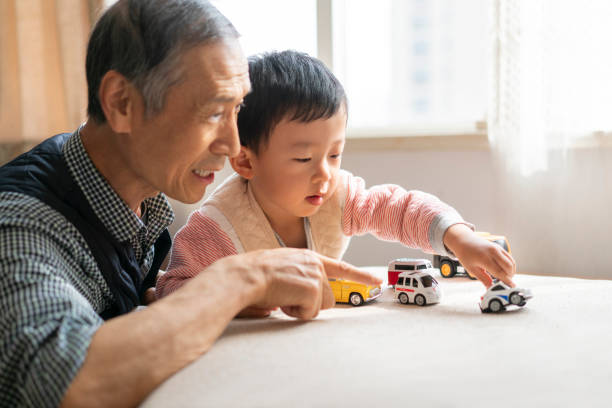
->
<box><xmin>202</xmin><ymin>172</ymin><xmax>351</xmax><ymax>259</ymax></box>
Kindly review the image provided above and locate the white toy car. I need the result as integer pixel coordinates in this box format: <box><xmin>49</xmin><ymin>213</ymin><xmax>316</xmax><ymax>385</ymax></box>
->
<box><xmin>479</xmin><ymin>281</ymin><xmax>533</xmax><ymax>313</ymax></box>
<box><xmin>394</xmin><ymin>270</ymin><xmax>442</xmax><ymax>306</ymax></box>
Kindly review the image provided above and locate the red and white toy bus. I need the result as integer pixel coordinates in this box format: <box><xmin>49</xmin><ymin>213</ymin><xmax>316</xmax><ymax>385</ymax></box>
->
<box><xmin>387</xmin><ymin>258</ymin><xmax>438</xmax><ymax>287</ymax></box>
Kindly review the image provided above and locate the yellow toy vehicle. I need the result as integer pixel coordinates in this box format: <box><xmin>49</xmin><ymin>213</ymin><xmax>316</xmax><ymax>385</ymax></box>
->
<box><xmin>432</xmin><ymin>232</ymin><xmax>511</xmax><ymax>279</ymax></box>
<box><xmin>328</xmin><ymin>279</ymin><xmax>382</xmax><ymax>306</ymax></box>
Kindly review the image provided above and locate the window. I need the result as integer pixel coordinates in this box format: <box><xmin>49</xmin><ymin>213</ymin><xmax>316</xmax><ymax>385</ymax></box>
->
<box><xmin>412</xmin><ymin>279</ymin><xmax>418</xmax><ymax>288</ymax></box>
<box><xmin>417</xmin><ymin>264</ymin><xmax>427</xmax><ymax>270</ymax></box>
<box><xmin>331</xmin><ymin>0</ymin><xmax>488</xmax><ymax>134</ymax></box>
<box><xmin>208</xmin><ymin>0</ymin><xmax>487</xmax><ymax>137</ymax></box>
<box><xmin>210</xmin><ymin>0</ymin><xmax>317</xmax><ymax>57</ymax></box>
<box><xmin>397</xmin><ymin>277</ymin><xmax>404</xmax><ymax>286</ymax></box>
<box><xmin>421</xmin><ymin>275</ymin><xmax>435</xmax><ymax>288</ymax></box>
<box><xmin>396</xmin><ymin>264</ymin><xmax>416</xmax><ymax>271</ymax></box>
<box><xmin>491</xmin><ymin>285</ymin><xmax>504</xmax><ymax>291</ymax></box>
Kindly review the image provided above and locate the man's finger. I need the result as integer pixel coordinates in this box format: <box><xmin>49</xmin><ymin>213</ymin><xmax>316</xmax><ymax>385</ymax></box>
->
<box><xmin>321</xmin><ymin>280</ymin><xmax>336</xmax><ymax>310</ymax></box>
<box><xmin>237</xmin><ymin>307</ymin><xmax>274</xmax><ymax>318</ymax></box>
<box><xmin>316</xmin><ymin>254</ymin><xmax>382</xmax><ymax>286</ymax></box>
<box><xmin>314</xmin><ymin>256</ymin><xmax>336</xmax><ymax>310</ymax></box>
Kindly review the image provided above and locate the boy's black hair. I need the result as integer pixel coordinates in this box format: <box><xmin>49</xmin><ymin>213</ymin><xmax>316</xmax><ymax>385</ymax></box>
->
<box><xmin>237</xmin><ymin>50</ymin><xmax>347</xmax><ymax>153</ymax></box>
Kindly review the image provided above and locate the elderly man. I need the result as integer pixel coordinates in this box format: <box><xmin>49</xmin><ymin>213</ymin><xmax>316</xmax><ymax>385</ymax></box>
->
<box><xmin>0</xmin><ymin>1</ymin><xmax>381</xmax><ymax>406</ymax></box>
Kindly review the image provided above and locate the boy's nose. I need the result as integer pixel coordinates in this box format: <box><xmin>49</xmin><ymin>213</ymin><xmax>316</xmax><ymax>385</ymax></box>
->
<box><xmin>312</xmin><ymin>160</ymin><xmax>332</xmax><ymax>183</ymax></box>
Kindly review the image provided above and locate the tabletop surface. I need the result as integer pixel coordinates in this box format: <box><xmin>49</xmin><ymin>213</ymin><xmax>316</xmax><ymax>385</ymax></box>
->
<box><xmin>142</xmin><ymin>269</ymin><xmax>612</xmax><ymax>408</ymax></box>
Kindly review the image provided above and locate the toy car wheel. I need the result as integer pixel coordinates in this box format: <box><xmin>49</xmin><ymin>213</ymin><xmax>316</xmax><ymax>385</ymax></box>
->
<box><xmin>488</xmin><ymin>299</ymin><xmax>503</xmax><ymax>313</ymax></box>
<box><xmin>440</xmin><ymin>260</ymin><xmax>456</xmax><ymax>278</ymax></box>
<box><xmin>509</xmin><ymin>292</ymin><xmax>523</xmax><ymax>305</ymax></box>
<box><xmin>349</xmin><ymin>292</ymin><xmax>364</xmax><ymax>306</ymax></box>
<box><xmin>398</xmin><ymin>293</ymin><xmax>409</xmax><ymax>304</ymax></box>
<box><xmin>415</xmin><ymin>294</ymin><xmax>426</xmax><ymax>306</ymax></box>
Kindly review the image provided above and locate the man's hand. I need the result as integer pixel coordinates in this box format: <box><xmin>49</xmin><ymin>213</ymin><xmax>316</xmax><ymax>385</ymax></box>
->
<box><xmin>212</xmin><ymin>248</ymin><xmax>382</xmax><ymax>320</ymax></box>
<box><xmin>443</xmin><ymin>224</ymin><xmax>516</xmax><ymax>288</ymax></box>
<box><xmin>236</xmin><ymin>306</ymin><xmax>277</xmax><ymax>318</ymax></box>
<box><xmin>61</xmin><ymin>249</ymin><xmax>380</xmax><ymax>408</ymax></box>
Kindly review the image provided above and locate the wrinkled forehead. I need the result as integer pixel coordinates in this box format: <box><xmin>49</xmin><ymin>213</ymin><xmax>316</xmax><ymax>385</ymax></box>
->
<box><xmin>180</xmin><ymin>40</ymin><xmax>251</xmax><ymax>102</ymax></box>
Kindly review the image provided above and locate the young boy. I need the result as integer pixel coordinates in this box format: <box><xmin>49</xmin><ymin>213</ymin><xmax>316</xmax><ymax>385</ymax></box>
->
<box><xmin>157</xmin><ymin>51</ymin><xmax>515</xmax><ymax>315</ymax></box>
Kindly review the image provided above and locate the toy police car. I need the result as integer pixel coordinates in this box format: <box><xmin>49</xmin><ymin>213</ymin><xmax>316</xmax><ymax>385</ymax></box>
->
<box><xmin>479</xmin><ymin>281</ymin><xmax>533</xmax><ymax>313</ymax></box>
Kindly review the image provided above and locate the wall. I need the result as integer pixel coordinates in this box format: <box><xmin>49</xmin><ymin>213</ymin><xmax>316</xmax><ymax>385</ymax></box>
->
<box><xmin>168</xmin><ymin>141</ymin><xmax>612</xmax><ymax>280</ymax></box>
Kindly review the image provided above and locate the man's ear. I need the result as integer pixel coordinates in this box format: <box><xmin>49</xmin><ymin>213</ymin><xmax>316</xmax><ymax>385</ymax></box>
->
<box><xmin>98</xmin><ymin>70</ymin><xmax>135</xmax><ymax>133</ymax></box>
<box><xmin>230</xmin><ymin>146</ymin><xmax>256</xmax><ymax>179</ymax></box>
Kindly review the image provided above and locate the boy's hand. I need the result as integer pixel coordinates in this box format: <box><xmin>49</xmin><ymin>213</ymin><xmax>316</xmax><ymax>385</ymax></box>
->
<box><xmin>442</xmin><ymin>224</ymin><xmax>516</xmax><ymax>288</ymax></box>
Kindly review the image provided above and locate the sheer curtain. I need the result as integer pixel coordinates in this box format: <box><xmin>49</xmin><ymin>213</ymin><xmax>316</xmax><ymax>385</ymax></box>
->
<box><xmin>488</xmin><ymin>0</ymin><xmax>612</xmax><ymax>176</ymax></box>
<box><xmin>0</xmin><ymin>0</ymin><xmax>103</xmax><ymax>163</ymax></box>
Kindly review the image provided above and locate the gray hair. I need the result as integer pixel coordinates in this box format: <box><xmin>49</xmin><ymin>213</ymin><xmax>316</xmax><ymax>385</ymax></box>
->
<box><xmin>86</xmin><ymin>0</ymin><xmax>239</xmax><ymax>123</ymax></box>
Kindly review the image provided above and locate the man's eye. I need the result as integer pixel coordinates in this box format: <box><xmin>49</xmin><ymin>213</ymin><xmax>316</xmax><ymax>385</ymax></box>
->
<box><xmin>293</xmin><ymin>158</ymin><xmax>311</xmax><ymax>163</ymax></box>
<box><xmin>235</xmin><ymin>102</ymin><xmax>245</xmax><ymax>113</ymax></box>
<box><xmin>209</xmin><ymin>112</ymin><xmax>223</xmax><ymax>122</ymax></box>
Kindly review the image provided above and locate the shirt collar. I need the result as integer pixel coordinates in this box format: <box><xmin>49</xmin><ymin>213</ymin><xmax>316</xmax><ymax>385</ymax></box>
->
<box><xmin>62</xmin><ymin>128</ymin><xmax>174</xmax><ymax>244</ymax></box>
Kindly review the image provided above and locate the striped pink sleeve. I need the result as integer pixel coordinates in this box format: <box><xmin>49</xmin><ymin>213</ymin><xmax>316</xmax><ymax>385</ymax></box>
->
<box><xmin>156</xmin><ymin>210</ymin><xmax>238</xmax><ymax>298</ymax></box>
<box><xmin>341</xmin><ymin>173</ymin><xmax>463</xmax><ymax>253</ymax></box>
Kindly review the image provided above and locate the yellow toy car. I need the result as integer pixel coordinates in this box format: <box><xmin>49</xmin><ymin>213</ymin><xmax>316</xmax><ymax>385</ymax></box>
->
<box><xmin>433</xmin><ymin>232</ymin><xmax>512</xmax><ymax>279</ymax></box>
<box><xmin>328</xmin><ymin>279</ymin><xmax>382</xmax><ymax>306</ymax></box>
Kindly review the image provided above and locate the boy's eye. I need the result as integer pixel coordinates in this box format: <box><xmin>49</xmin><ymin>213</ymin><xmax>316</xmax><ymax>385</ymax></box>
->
<box><xmin>330</xmin><ymin>153</ymin><xmax>342</xmax><ymax>159</ymax></box>
<box><xmin>293</xmin><ymin>158</ymin><xmax>311</xmax><ymax>163</ymax></box>
<box><xmin>235</xmin><ymin>102</ymin><xmax>245</xmax><ymax>113</ymax></box>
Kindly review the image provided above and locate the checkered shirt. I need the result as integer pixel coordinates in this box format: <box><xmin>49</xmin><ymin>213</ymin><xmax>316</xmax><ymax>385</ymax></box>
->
<box><xmin>0</xmin><ymin>129</ymin><xmax>174</xmax><ymax>407</ymax></box>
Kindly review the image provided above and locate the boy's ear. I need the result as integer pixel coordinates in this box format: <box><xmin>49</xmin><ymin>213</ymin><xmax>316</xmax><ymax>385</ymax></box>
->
<box><xmin>98</xmin><ymin>70</ymin><xmax>135</xmax><ymax>133</ymax></box>
<box><xmin>230</xmin><ymin>146</ymin><xmax>256</xmax><ymax>179</ymax></box>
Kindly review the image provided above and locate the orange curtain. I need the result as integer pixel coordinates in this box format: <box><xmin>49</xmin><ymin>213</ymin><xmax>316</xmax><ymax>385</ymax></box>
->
<box><xmin>0</xmin><ymin>0</ymin><xmax>104</xmax><ymax>147</ymax></box>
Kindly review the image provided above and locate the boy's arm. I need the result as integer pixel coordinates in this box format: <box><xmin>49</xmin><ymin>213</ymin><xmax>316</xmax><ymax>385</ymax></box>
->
<box><xmin>341</xmin><ymin>173</ymin><xmax>515</xmax><ymax>287</ymax></box>
<box><xmin>341</xmin><ymin>172</ymin><xmax>468</xmax><ymax>256</ymax></box>
<box><xmin>155</xmin><ymin>210</ymin><xmax>272</xmax><ymax>317</ymax></box>
<box><xmin>156</xmin><ymin>209</ymin><xmax>238</xmax><ymax>298</ymax></box>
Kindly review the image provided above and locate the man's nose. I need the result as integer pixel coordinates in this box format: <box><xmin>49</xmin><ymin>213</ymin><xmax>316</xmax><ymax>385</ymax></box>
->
<box><xmin>211</xmin><ymin>117</ymin><xmax>241</xmax><ymax>157</ymax></box>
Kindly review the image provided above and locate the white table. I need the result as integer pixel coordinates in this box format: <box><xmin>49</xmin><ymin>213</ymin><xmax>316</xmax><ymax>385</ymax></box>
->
<box><xmin>142</xmin><ymin>269</ymin><xmax>612</xmax><ymax>408</ymax></box>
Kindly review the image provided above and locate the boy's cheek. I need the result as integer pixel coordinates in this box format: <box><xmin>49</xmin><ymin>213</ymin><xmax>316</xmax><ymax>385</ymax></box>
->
<box><xmin>325</xmin><ymin>173</ymin><xmax>341</xmax><ymax>198</ymax></box>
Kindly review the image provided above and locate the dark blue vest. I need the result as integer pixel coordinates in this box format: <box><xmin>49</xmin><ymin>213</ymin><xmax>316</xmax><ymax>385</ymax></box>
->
<box><xmin>0</xmin><ymin>133</ymin><xmax>171</xmax><ymax>319</ymax></box>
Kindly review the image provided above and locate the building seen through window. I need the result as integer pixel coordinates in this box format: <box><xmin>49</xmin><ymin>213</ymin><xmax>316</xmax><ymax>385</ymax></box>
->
<box><xmin>332</xmin><ymin>0</ymin><xmax>488</xmax><ymax>133</ymax></box>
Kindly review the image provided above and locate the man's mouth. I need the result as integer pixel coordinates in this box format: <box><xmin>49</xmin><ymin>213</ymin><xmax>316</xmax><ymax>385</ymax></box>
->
<box><xmin>193</xmin><ymin>169</ymin><xmax>214</xmax><ymax>178</ymax></box>
<box><xmin>192</xmin><ymin>169</ymin><xmax>216</xmax><ymax>184</ymax></box>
